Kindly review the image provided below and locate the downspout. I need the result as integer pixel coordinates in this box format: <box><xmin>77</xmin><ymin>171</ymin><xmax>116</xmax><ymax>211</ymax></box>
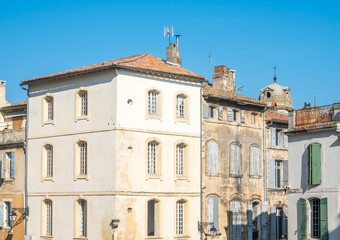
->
<box><xmin>20</xmin><ymin>84</ymin><xmax>29</xmax><ymax>235</ymax></box>
<box><xmin>264</xmin><ymin>114</ymin><xmax>273</xmax><ymax>202</ymax></box>
<box><xmin>200</xmin><ymin>84</ymin><xmax>203</xmax><ymax>240</ymax></box>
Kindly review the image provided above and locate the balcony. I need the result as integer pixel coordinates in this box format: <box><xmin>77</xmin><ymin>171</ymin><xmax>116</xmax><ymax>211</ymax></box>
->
<box><xmin>0</xmin><ymin>128</ymin><xmax>25</xmax><ymax>146</ymax></box>
<box><xmin>295</xmin><ymin>105</ymin><xmax>334</xmax><ymax>127</ymax></box>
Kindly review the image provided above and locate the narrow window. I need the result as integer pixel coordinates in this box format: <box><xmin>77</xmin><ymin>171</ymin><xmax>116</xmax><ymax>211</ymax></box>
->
<box><xmin>46</xmin><ymin>145</ymin><xmax>53</xmax><ymax>177</ymax></box>
<box><xmin>276</xmin><ymin>129</ymin><xmax>282</xmax><ymax>146</ymax></box>
<box><xmin>207</xmin><ymin>141</ymin><xmax>218</xmax><ymax>175</ymax></box>
<box><xmin>208</xmin><ymin>196</ymin><xmax>219</xmax><ymax>233</ymax></box>
<box><xmin>308</xmin><ymin>143</ymin><xmax>321</xmax><ymax>185</ymax></box>
<box><xmin>176</xmin><ymin>95</ymin><xmax>185</xmax><ymax>118</ymax></box>
<box><xmin>311</xmin><ymin>199</ymin><xmax>320</xmax><ymax>238</ymax></box>
<box><xmin>148</xmin><ymin>142</ymin><xmax>157</xmax><ymax>174</ymax></box>
<box><xmin>147</xmin><ymin>200</ymin><xmax>157</xmax><ymax>236</ymax></box>
<box><xmin>148</xmin><ymin>91</ymin><xmax>158</xmax><ymax>115</ymax></box>
<box><xmin>251</xmin><ymin>113</ymin><xmax>256</xmax><ymax>125</ymax></box>
<box><xmin>208</xmin><ymin>106</ymin><xmax>215</xmax><ymax>119</ymax></box>
<box><xmin>80</xmin><ymin>91</ymin><xmax>88</xmax><ymax>116</ymax></box>
<box><xmin>233</xmin><ymin>110</ymin><xmax>238</xmax><ymax>122</ymax></box>
<box><xmin>45</xmin><ymin>200</ymin><xmax>53</xmax><ymax>236</ymax></box>
<box><xmin>79</xmin><ymin>200</ymin><xmax>87</xmax><ymax>237</ymax></box>
<box><xmin>232</xmin><ymin>201</ymin><xmax>242</xmax><ymax>239</ymax></box>
<box><xmin>251</xmin><ymin>146</ymin><xmax>260</xmax><ymax>176</ymax></box>
<box><xmin>275</xmin><ymin>160</ymin><xmax>282</xmax><ymax>188</ymax></box>
<box><xmin>2</xmin><ymin>201</ymin><xmax>12</xmax><ymax>229</ymax></box>
<box><xmin>176</xmin><ymin>201</ymin><xmax>184</xmax><ymax>235</ymax></box>
<box><xmin>79</xmin><ymin>142</ymin><xmax>87</xmax><ymax>175</ymax></box>
<box><xmin>231</xmin><ymin>144</ymin><xmax>242</xmax><ymax>175</ymax></box>
<box><xmin>176</xmin><ymin>144</ymin><xmax>184</xmax><ymax>176</ymax></box>
<box><xmin>46</xmin><ymin>97</ymin><xmax>54</xmax><ymax>121</ymax></box>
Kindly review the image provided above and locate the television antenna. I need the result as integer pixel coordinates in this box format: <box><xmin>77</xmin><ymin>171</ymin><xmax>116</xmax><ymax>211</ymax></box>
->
<box><xmin>164</xmin><ymin>26</ymin><xmax>174</xmax><ymax>44</ymax></box>
<box><xmin>237</xmin><ymin>86</ymin><xmax>245</xmax><ymax>93</ymax></box>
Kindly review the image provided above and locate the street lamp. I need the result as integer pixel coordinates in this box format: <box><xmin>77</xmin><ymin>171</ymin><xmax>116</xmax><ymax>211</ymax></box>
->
<box><xmin>198</xmin><ymin>221</ymin><xmax>217</xmax><ymax>239</ymax></box>
<box><xmin>110</xmin><ymin>219</ymin><xmax>120</xmax><ymax>240</ymax></box>
<box><xmin>9</xmin><ymin>211</ymin><xmax>17</xmax><ymax>226</ymax></box>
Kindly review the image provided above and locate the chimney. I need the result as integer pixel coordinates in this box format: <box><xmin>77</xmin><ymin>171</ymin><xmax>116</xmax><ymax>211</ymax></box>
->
<box><xmin>0</xmin><ymin>81</ymin><xmax>7</xmax><ymax>106</ymax></box>
<box><xmin>166</xmin><ymin>36</ymin><xmax>182</xmax><ymax>67</ymax></box>
<box><xmin>212</xmin><ymin>65</ymin><xmax>236</xmax><ymax>92</ymax></box>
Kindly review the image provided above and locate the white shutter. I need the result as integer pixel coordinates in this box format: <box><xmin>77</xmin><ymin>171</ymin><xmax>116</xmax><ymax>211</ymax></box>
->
<box><xmin>271</xmin><ymin>128</ymin><xmax>276</xmax><ymax>147</ymax></box>
<box><xmin>241</xmin><ymin>110</ymin><xmax>245</xmax><ymax>123</ymax></box>
<box><xmin>218</xmin><ymin>106</ymin><xmax>223</xmax><ymax>120</ymax></box>
<box><xmin>1</xmin><ymin>153</ymin><xmax>5</xmax><ymax>179</ymax></box>
<box><xmin>208</xmin><ymin>141</ymin><xmax>218</xmax><ymax>174</ymax></box>
<box><xmin>203</xmin><ymin>104</ymin><xmax>209</xmax><ymax>119</ymax></box>
<box><xmin>283</xmin><ymin>160</ymin><xmax>288</xmax><ymax>187</ymax></box>
<box><xmin>231</xmin><ymin>145</ymin><xmax>237</xmax><ymax>174</ymax></box>
<box><xmin>270</xmin><ymin>160</ymin><xmax>276</xmax><ymax>188</ymax></box>
<box><xmin>227</xmin><ymin>108</ymin><xmax>233</xmax><ymax>122</ymax></box>
<box><xmin>283</xmin><ymin>129</ymin><xmax>288</xmax><ymax>148</ymax></box>
<box><xmin>237</xmin><ymin>145</ymin><xmax>242</xmax><ymax>174</ymax></box>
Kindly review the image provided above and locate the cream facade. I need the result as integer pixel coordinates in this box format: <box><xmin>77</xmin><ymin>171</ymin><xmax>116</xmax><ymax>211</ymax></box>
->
<box><xmin>22</xmin><ymin>51</ymin><xmax>205</xmax><ymax>239</ymax></box>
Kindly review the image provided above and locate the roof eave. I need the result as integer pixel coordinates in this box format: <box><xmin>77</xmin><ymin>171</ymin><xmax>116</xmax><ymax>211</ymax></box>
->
<box><xmin>204</xmin><ymin>94</ymin><xmax>266</xmax><ymax>109</ymax></box>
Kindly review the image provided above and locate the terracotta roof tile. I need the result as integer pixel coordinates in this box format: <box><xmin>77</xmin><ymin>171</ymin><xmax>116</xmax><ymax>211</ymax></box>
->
<box><xmin>1</xmin><ymin>101</ymin><xmax>27</xmax><ymax>110</ymax></box>
<box><xmin>21</xmin><ymin>53</ymin><xmax>205</xmax><ymax>84</ymax></box>
<box><xmin>265</xmin><ymin>109</ymin><xmax>288</xmax><ymax>122</ymax></box>
<box><xmin>290</xmin><ymin>122</ymin><xmax>337</xmax><ymax>132</ymax></box>
<box><xmin>203</xmin><ymin>85</ymin><xmax>266</xmax><ymax>106</ymax></box>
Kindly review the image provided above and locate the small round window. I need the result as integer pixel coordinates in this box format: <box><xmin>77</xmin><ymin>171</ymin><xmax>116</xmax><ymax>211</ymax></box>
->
<box><xmin>266</xmin><ymin>92</ymin><xmax>271</xmax><ymax>98</ymax></box>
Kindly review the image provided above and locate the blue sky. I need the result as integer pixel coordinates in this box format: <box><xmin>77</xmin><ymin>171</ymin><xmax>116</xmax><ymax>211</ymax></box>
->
<box><xmin>1</xmin><ymin>0</ymin><xmax>339</xmax><ymax>108</ymax></box>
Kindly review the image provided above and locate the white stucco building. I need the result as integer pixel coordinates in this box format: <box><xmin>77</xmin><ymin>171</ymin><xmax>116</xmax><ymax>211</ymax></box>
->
<box><xmin>287</xmin><ymin>102</ymin><xmax>340</xmax><ymax>240</ymax></box>
<box><xmin>21</xmin><ymin>45</ymin><xmax>206</xmax><ymax>239</ymax></box>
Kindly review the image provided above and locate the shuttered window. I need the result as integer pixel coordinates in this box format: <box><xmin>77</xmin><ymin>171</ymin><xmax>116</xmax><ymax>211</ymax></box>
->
<box><xmin>250</xmin><ymin>146</ymin><xmax>260</xmax><ymax>176</ymax></box>
<box><xmin>147</xmin><ymin>200</ymin><xmax>157</xmax><ymax>236</ymax></box>
<box><xmin>208</xmin><ymin>196</ymin><xmax>219</xmax><ymax>233</ymax></box>
<box><xmin>207</xmin><ymin>141</ymin><xmax>218</xmax><ymax>175</ymax></box>
<box><xmin>231</xmin><ymin>144</ymin><xmax>242</xmax><ymax>175</ymax></box>
<box><xmin>308</xmin><ymin>143</ymin><xmax>321</xmax><ymax>185</ymax></box>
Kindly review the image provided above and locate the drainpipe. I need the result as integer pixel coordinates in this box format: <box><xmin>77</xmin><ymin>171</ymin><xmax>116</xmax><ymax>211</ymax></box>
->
<box><xmin>264</xmin><ymin>113</ymin><xmax>273</xmax><ymax>202</ymax></box>
<box><xmin>200</xmin><ymin>84</ymin><xmax>203</xmax><ymax>240</ymax></box>
<box><xmin>20</xmin><ymin>84</ymin><xmax>29</xmax><ymax>235</ymax></box>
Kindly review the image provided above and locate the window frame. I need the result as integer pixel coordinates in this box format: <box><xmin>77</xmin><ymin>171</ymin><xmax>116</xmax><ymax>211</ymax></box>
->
<box><xmin>146</xmin><ymin>139</ymin><xmax>161</xmax><ymax>179</ymax></box>
<box><xmin>74</xmin><ymin>140</ymin><xmax>89</xmax><ymax>180</ymax></box>
<box><xmin>41</xmin><ymin>198</ymin><xmax>54</xmax><ymax>238</ymax></box>
<box><xmin>1</xmin><ymin>152</ymin><xmax>15</xmax><ymax>181</ymax></box>
<box><xmin>42</xmin><ymin>144</ymin><xmax>54</xmax><ymax>181</ymax></box>
<box><xmin>310</xmin><ymin>198</ymin><xmax>321</xmax><ymax>238</ymax></box>
<box><xmin>274</xmin><ymin>160</ymin><xmax>282</xmax><ymax>188</ymax></box>
<box><xmin>230</xmin><ymin>143</ymin><xmax>242</xmax><ymax>177</ymax></box>
<box><xmin>175</xmin><ymin>142</ymin><xmax>188</xmax><ymax>179</ymax></box>
<box><xmin>75</xmin><ymin>88</ymin><xmax>90</xmax><ymax>121</ymax></box>
<box><xmin>206</xmin><ymin>140</ymin><xmax>219</xmax><ymax>176</ymax></box>
<box><xmin>251</xmin><ymin>113</ymin><xmax>257</xmax><ymax>125</ymax></box>
<box><xmin>250</xmin><ymin>145</ymin><xmax>261</xmax><ymax>177</ymax></box>
<box><xmin>175</xmin><ymin>200</ymin><xmax>187</xmax><ymax>236</ymax></box>
<box><xmin>42</xmin><ymin>93</ymin><xmax>55</xmax><ymax>125</ymax></box>
<box><xmin>1</xmin><ymin>199</ymin><xmax>12</xmax><ymax>231</ymax></box>
<box><xmin>208</xmin><ymin>106</ymin><xmax>215</xmax><ymax>119</ymax></box>
<box><xmin>147</xmin><ymin>199</ymin><xmax>160</xmax><ymax>237</ymax></box>
<box><xmin>146</xmin><ymin>88</ymin><xmax>162</xmax><ymax>120</ymax></box>
<box><xmin>207</xmin><ymin>195</ymin><xmax>219</xmax><ymax>234</ymax></box>
<box><xmin>174</xmin><ymin>92</ymin><xmax>190</xmax><ymax>123</ymax></box>
<box><xmin>74</xmin><ymin>198</ymin><xmax>88</xmax><ymax>239</ymax></box>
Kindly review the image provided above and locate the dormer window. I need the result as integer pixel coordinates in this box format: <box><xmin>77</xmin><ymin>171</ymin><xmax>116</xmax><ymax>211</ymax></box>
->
<box><xmin>266</xmin><ymin>92</ymin><xmax>271</xmax><ymax>98</ymax></box>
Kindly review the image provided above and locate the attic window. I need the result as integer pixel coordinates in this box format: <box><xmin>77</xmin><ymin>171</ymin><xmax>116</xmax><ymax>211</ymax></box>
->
<box><xmin>266</xmin><ymin>92</ymin><xmax>271</xmax><ymax>98</ymax></box>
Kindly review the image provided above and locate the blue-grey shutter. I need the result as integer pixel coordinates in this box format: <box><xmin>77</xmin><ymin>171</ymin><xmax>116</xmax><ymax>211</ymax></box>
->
<box><xmin>10</xmin><ymin>152</ymin><xmax>15</xmax><ymax>179</ymax></box>
<box><xmin>227</xmin><ymin>107</ymin><xmax>233</xmax><ymax>122</ymax></box>
<box><xmin>283</xmin><ymin>160</ymin><xmax>288</xmax><ymax>187</ymax></box>
<box><xmin>203</xmin><ymin>104</ymin><xmax>209</xmax><ymax>119</ymax></box>
<box><xmin>218</xmin><ymin>106</ymin><xmax>223</xmax><ymax>120</ymax></box>
<box><xmin>271</xmin><ymin>128</ymin><xmax>276</xmax><ymax>147</ymax></box>
<box><xmin>231</xmin><ymin>145</ymin><xmax>237</xmax><ymax>174</ymax></box>
<box><xmin>247</xmin><ymin>202</ymin><xmax>253</xmax><ymax>240</ymax></box>
<box><xmin>270</xmin><ymin>207</ymin><xmax>277</xmax><ymax>240</ymax></box>
<box><xmin>213</xmin><ymin>197</ymin><xmax>219</xmax><ymax>233</ymax></box>
<box><xmin>277</xmin><ymin>130</ymin><xmax>281</xmax><ymax>147</ymax></box>
<box><xmin>282</xmin><ymin>206</ymin><xmax>287</xmax><ymax>236</ymax></box>
<box><xmin>208</xmin><ymin>141</ymin><xmax>218</xmax><ymax>174</ymax></box>
<box><xmin>8</xmin><ymin>202</ymin><xmax>12</xmax><ymax>226</ymax></box>
<box><xmin>270</xmin><ymin>160</ymin><xmax>276</xmax><ymax>188</ymax></box>
<box><xmin>261</xmin><ymin>202</ymin><xmax>268</xmax><ymax>240</ymax></box>
<box><xmin>0</xmin><ymin>202</ymin><xmax>3</xmax><ymax>228</ymax></box>
<box><xmin>241</xmin><ymin>110</ymin><xmax>245</xmax><ymax>123</ymax></box>
<box><xmin>1</xmin><ymin>153</ymin><xmax>6</xmax><ymax>179</ymax></box>
<box><xmin>283</xmin><ymin>129</ymin><xmax>288</xmax><ymax>148</ymax></box>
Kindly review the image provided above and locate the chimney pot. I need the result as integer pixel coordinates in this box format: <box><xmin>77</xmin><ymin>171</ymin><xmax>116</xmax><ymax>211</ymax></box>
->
<box><xmin>212</xmin><ymin>65</ymin><xmax>236</xmax><ymax>92</ymax></box>
<box><xmin>214</xmin><ymin>65</ymin><xmax>227</xmax><ymax>73</ymax></box>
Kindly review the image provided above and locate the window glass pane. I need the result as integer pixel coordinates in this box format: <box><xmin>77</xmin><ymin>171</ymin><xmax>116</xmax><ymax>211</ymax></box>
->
<box><xmin>47</xmin><ymin>98</ymin><xmax>54</xmax><ymax>120</ymax></box>
<box><xmin>176</xmin><ymin>201</ymin><xmax>184</xmax><ymax>235</ymax></box>
<box><xmin>80</xmin><ymin>142</ymin><xmax>87</xmax><ymax>175</ymax></box>
<box><xmin>46</xmin><ymin>145</ymin><xmax>53</xmax><ymax>177</ymax></box>
<box><xmin>176</xmin><ymin>145</ymin><xmax>184</xmax><ymax>176</ymax></box>
<box><xmin>148</xmin><ymin>143</ymin><xmax>157</xmax><ymax>174</ymax></box>
<box><xmin>148</xmin><ymin>91</ymin><xmax>157</xmax><ymax>115</ymax></box>
<box><xmin>79</xmin><ymin>200</ymin><xmax>87</xmax><ymax>237</ymax></box>
<box><xmin>80</xmin><ymin>92</ymin><xmax>88</xmax><ymax>116</ymax></box>
<box><xmin>147</xmin><ymin>200</ymin><xmax>156</xmax><ymax>236</ymax></box>
<box><xmin>176</xmin><ymin>96</ymin><xmax>185</xmax><ymax>118</ymax></box>
<box><xmin>46</xmin><ymin>200</ymin><xmax>52</xmax><ymax>235</ymax></box>
<box><xmin>311</xmin><ymin>199</ymin><xmax>320</xmax><ymax>237</ymax></box>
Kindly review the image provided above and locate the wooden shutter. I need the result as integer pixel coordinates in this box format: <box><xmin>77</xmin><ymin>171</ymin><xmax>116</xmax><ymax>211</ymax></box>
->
<box><xmin>283</xmin><ymin>160</ymin><xmax>288</xmax><ymax>187</ymax></box>
<box><xmin>203</xmin><ymin>104</ymin><xmax>210</xmax><ymax>119</ymax></box>
<box><xmin>299</xmin><ymin>198</ymin><xmax>307</xmax><ymax>239</ymax></box>
<box><xmin>1</xmin><ymin>153</ymin><xmax>5</xmax><ymax>179</ymax></box>
<box><xmin>237</xmin><ymin>145</ymin><xmax>242</xmax><ymax>174</ymax></box>
<box><xmin>208</xmin><ymin>197</ymin><xmax>213</xmax><ymax>228</ymax></box>
<box><xmin>213</xmin><ymin>197</ymin><xmax>219</xmax><ymax>232</ymax></box>
<box><xmin>309</xmin><ymin>143</ymin><xmax>321</xmax><ymax>185</ymax></box>
<box><xmin>231</xmin><ymin>145</ymin><xmax>237</xmax><ymax>174</ymax></box>
<box><xmin>271</xmin><ymin>128</ymin><xmax>276</xmax><ymax>147</ymax></box>
<box><xmin>261</xmin><ymin>202</ymin><xmax>268</xmax><ymax>239</ymax></box>
<box><xmin>241</xmin><ymin>110</ymin><xmax>245</xmax><ymax>123</ymax></box>
<box><xmin>283</xmin><ymin>129</ymin><xmax>288</xmax><ymax>148</ymax></box>
<box><xmin>218</xmin><ymin>106</ymin><xmax>223</xmax><ymax>120</ymax></box>
<box><xmin>254</xmin><ymin>147</ymin><xmax>260</xmax><ymax>176</ymax></box>
<box><xmin>0</xmin><ymin>202</ymin><xmax>3</xmax><ymax>228</ymax></box>
<box><xmin>10</xmin><ymin>152</ymin><xmax>15</xmax><ymax>179</ymax></box>
<box><xmin>320</xmin><ymin>198</ymin><xmax>328</xmax><ymax>240</ymax></box>
<box><xmin>247</xmin><ymin>202</ymin><xmax>253</xmax><ymax>240</ymax></box>
<box><xmin>277</xmin><ymin>130</ymin><xmax>281</xmax><ymax>147</ymax></box>
<box><xmin>282</xmin><ymin>206</ymin><xmax>287</xmax><ymax>236</ymax></box>
<box><xmin>12</xmin><ymin>117</ymin><xmax>23</xmax><ymax>129</ymax></box>
<box><xmin>227</xmin><ymin>107</ymin><xmax>233</xmax><ymax>122</ymax></box>
<box><xmin>270</xmin><ymin>160</ymin><xmax>276</xmax><ymax>188</ymax></box>
<box><xmin>270</xmin><ymin>207</ymin><xmax>277</xmax><ymax>240</ymax></box>
<box><xmin>208</xmin><ymin>142</ymin><xmax>218</xmax><ymax>174</ymax></box>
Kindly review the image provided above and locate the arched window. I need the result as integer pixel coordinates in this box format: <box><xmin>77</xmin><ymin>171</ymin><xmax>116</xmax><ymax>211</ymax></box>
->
<box><xmin>207</xmin><ymin>196</ymin><xmax>219</xmax><ymax>233</ymax></box>
<box><xmin>43</xmin><ymin>95</ymin><xmax>54</xmax><ymax>122</ymax></box>
<box><xmin>148</xmin><ymin>141</ymin><xmax>158</xmax><ymax>175</ymax></box>
<box><xmin>176</xmin><ymin>200</ymin><xmax>185</xmax><ymax>235</ymax></box>
<box><xmin>231</xmin><ymin>144</ymin><xmax>242</xmax><ymax>175</ymax></box>
<box><xmin>45</xmin><ymin>144</ymin><xmax>53</xmax><ymax>177</ymax></box>
<box><xmin>147</xmin><ymin>199</ymin><xmax>159</xmax><ymax>236</ymax></box>
<box><xmin>79</xmin><ymin>91</ymin><xmax>88</xmax><ymax>116</ymax></box>
<box><xmin>79</xmin><ymin>142</ymin><xmax>87</xmax><ymax>175</ymax></box>
<box><xmin>77</xmin><ymin>199</ymin><xmax>87</xmax><ymax>237</ymax></box>
<box><xmin>45</xmin><ymin>199</ymin><xmax>53</xmax><ymax>236</ymax></box>
<box><xmin>308</xmin><ymin>143</ymin><xmax>321</xmax><ymax>185</ymax></box>
<box><xmin>207</xmin><ymin>141</ymin><xmax>218</xmax><ymax>175</ymax></box>
<box><xmin>176</xmin><ymin>144</ymin><xmax>186</xmax><ymax>176</ymax></box>
<box><xmin>148</xmin><ymin>90</ymin><xmax>158</xmax><ymax>115</ymax></box>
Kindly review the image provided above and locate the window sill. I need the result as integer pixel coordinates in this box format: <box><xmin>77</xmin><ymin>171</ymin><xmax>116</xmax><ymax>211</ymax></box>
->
<box><xmin>3</xmin><ymin>178</ymin><xmax>14</xmax><ymax>183</ymax></box>
<box><xmin>174</xmin><ymin>235</ymin><xmax>190</xmax><ymax>239</ymax></box>
<box><xmin>146</xmin><ymin>114</ymin><xmax>162</xmax><ymax>121</ymax></box>
<box><xmin>73</xmin><ymin>237</ymin><xmax>88</xmax><ymax>240</ymax></box>
<box><xmin>75</xmin><ymin>116</ymin><xmax>89</xmax><ymax>122</ymax></box>
<box><xmin>41</xmin><ymin>235</ymin><xmax>53</xmax><ymax>239</ymax></box>
<box><xmin>145</xmin><ymin>237</ymin><xmax>163</xmax><ymax>240</ymax></box>
<box><xmin>175</xmin><ymin>118</ymin><xmax>190</xmax><ymax>124</ymax></box>
<box><xmin>205</xmin><ymin>173</ymin><xmax>220</xmax><ymax>177</ymax></box>
<box><xmin>249</xmin><ymin>175</ymin><xmax>262</xmax><ymax>179</ymax></box>
<box><xmin>74</xmin><ymin>175</ymin><xmax>88</xmax><ymax>181</ymax></box>
<box><xmin>230</xmin><ymin>174</ymin><xmax>243</xmax><ymax>178</ymax></box>
<box><xmin>175</xmin><ymin>176</ymin><xmax>189</xmax><ymax>182</ymax></box>
<box><xmin>147</xmin><ymin>175</ymin><xmax>161</xmax><ymax>180</ymax></box>
<box><xmin>42</xmin><ymin>177</ymin><xmax>54</xmax><ymax>182</ymax></box>
<box><xmin>43</xmin><ymin>120</ymin><xmax>55</xmax><ymax>126</ymax></box>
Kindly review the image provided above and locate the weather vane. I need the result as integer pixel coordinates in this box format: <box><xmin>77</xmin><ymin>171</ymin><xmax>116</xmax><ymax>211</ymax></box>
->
<box><xmin>273</xmin><ymin>66</ymin><xmax>277</xmax><ymax>83</ymax></box>
<box><xmin>164</xmin><ymin>26</ymin><xmax>174</xmax><ymax>44</ymax></box>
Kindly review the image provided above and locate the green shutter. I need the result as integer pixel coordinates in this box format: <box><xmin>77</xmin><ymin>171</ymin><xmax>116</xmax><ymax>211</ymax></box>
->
<box><xmin>320</xmin><ymin>198</ymin><xmax>328</xmax><ymax>240</ymax></box>
<box><xmin>309</xmin><ymin>143</ymin><xmax>321</xmax><ymax>185</ymax></box>
<box><xmin>299</xmin><ymin>198</ymin><xmax>307</xmax><ymax>239</ymax></box>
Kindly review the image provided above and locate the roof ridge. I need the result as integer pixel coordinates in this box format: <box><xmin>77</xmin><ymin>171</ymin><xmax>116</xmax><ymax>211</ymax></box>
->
<box><xmin>117</xmin><ymin>53</ymin><xmax>149</xmax><ymax>65</ymax></box>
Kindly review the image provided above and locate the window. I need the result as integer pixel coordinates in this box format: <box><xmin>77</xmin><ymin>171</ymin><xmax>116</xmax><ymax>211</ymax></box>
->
<box><xmin>251</xmin><ymin>202</ymin><xmax>261</xmax><ymax>239</ymax></box>
<box><xmin>44</xmin><ymin>199</ymin><xmax>53</xmax><ymax>236</ymax></box>
<box><xmin>271</xmin><ymin>128</ymin><xmax>282</xmax><ymax>147</ymax></box>
<box><xmin>311</xmin><ymin>199</ymin><xmax>320</xmax><ymax>238</ymax></box>
<box><xmin>231</xmin><ymin>201</ymin><xmax>242</xmax><ymax>240</ymax></box>
<box><xmin>270</xmin><ymin>207</ymin><xmax>287</xmax><ymax>239</ymax></box>
<box><xmin>231</xmin><ymin>144</ymin><xmax>242</xmax><ymax>176</ymax></box>
<box><xmin>176</xmin><ymin>201</ymin><xmax>185</xmax><ymax>235</ymax></box>
<box><xmin>75</xmin><ymin>89</ymin><xmax>89</xmax><ymax>120</ymax></box>
<box><xmin>176</xmin><ymin>144</ymin><xmax>185</xmax><ymax>176</ymax></box>
<box><xmin>45</xmin><ymin>145</ymin><xmax>53</xmax><ymax>178</ymax></box>
<box><xmin>1</xmin><ymin>152</ymin><xmax>15</xmax><ymax>180</ymax></box>
<box><xmin>308</xmin><ymin>143</ymin><xmax>321</xmax><ymax>185</ymax></box>
<box><xmin>176</xmin><ymin>95</ymin><xmax>185</xmax><ymax>119</ymax></box>
<box><xmin>148</xmin><ymin>91</ymin><xmax>158</xmax><ymax>115</ymax></box>
<box><xmin>227</xmin><ymin>107</ymin><xmax>238</xmax><ymax>122</ymax></box>
<box><xmin>203</xmin><ymin>104</ymin><xmax>215</xmax><ymax>119</ymax></box>
<box><xmin>251</xmin><ymin>113</ymin><xmax>256</xmax><ymax>125</ymax></box>
<box><xmin>0</xmin><ymin>200</ymin><xmax>12</xmax><ymax>230</ymax></box>
<box><xmin>207</xmin><ymin>196</ymin><xmax>219</xmax><ymax>233</ymax></box>
<box><xmin>207</xmin><ymin>141</ymin><xmax>218</xmax><ymax>175</ymax></box>
<box><xmin>47</xmin><ymin>97</ymin><xmax>54</xmax><ymax>121</ymax></box>
<box><xmin>75</xmin><ymin>141</ymin><xmax>88</xmax><ymax>179</ymax></box>
<box><xmin>270</xmin><ymin>160</ymin><xmax>288</xmax><ymax>189</ymax></box>
<box><xmin>250</xmin><ymin>146</ymin><xmax>260</xmax><ymax>176</ymax></box>
<box><xmin>78</xmin><ymin>200</ymin><xmax>87</xmax><ymax>237</ymax></box>
<box><xmin>80</xmin><ymin>91</ymin><xmax>88</xmax><ymax>116</ymax></box>
<box><xmin>209</xmin><ymin>106</ymin><xmax>215</xmax><ymax>119</ymax></box>
<box><xmin>274</xmin><ymin>160</ymin><xmax>281</xmax><ymax>188</ymax></box>
<box><xmin>43</xmin><ymin>94</ymin><xmax>55</xmax><ymax>124</ymax></box>
<box><xmin>148</xmin><ymin>142</ymin><xmax>157</xmax><ymax>175</ymax></box>
<box><xmin>147</xmin><ymin>200</ymin><xmax>158</xmax><ymax>236</ymax></box>
<box><xmin>233</xmin><ymin>110</ymin><xmax>238</xmax><ymax>122</ymax></box>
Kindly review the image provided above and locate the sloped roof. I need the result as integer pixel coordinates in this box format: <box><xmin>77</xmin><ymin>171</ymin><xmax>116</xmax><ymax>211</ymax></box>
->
<box><xmin>203</xmin><ymin>84</ymin><xmax>266</xmax><ymax>107</ymax></box>
<box><xmin>21</xmin><ymin>53</ymin><xmax>205</xmax><ymax>85</ymax></box>
<box><xmin>1</xmin><ymin>101</ymin><xmax>27</xmax><ymax>110</ymax></box>
<box><xmin>265</xmin><ymin>109</ymin><xmax>288</xmax><ymax>122</ymax></box>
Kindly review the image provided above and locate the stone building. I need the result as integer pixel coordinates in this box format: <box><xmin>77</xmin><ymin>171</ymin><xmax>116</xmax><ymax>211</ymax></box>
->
<box><xmin>287</xmin><ymin>102</ymin><xmax>340</xmax><ymax>239</ymax></box>
<box><xmin>202</xmin><ymin>65</ymin><xmax>267</xmax><ymax>240</ymax></box>
<box><xmin>0</xmin><ymin>81</ymin><xmax>27</xmax><ymax>240</ymax></box>
<box><xmin>21</xmin><ymin>44</ymin><xmax>205</xmax><ymax>239</ymax></box>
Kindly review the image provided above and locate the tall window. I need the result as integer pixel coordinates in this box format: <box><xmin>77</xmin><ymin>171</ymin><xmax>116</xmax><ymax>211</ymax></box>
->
<box><xmin>148</xmin><ymin>91</ymin><xmax>158</xmax><ymax>115</ymax></box>
<box><xmin>231</xmin><ymin>144</ymin><xmax>242</xmax><ymax>175</ymax></box>
<box><xmin>79</xmin><ymin>142</ymin><xmax>87</xmax><ymax>175</ymax></box>
<box><xmin>80</xmin><ymin>91</ymin><xmax>88</xmax><ymax>116</ymax></box>
<box><xmin>45</xmin><ymin>200</ymin><xmax>53</xmax><ymax>236</ymax></box>
<box><xmin>275</xmin><ymin>160</ymin><xmax>281</xmax><ymax>188</ymax></box>
<box><xmin>250</xmin><ymin>146</ymin><xmax>260</xmax><ymax>176</ymax></box>
<box><xmin>1</xmin><ymin>152</ymin><xmax>15</xmax><ymax>180</ymax></box>
<box><xmin>176</xmin><ymin>95</ymin><xmax>185</xmax><ymax>118</ymax></box>
<box><xmin>308</xmin><ymin>143</ymin><xmax>321</xmax><ymax>185</ymax></box>
<box><xmin>79</xmin><ymin>200</ymin><xmax>87</xmax><ymax>237</ymax></box>
<box><xmin>147</xmin><ymin>200</ymin><xmax>158</xmax><ymax>236</ymax></box>
<box><xmin>251</xmin><ymin>113</ymin><xmax>256</xmax><ymax>125</ymax></box>
<box><xmin>45</xmin><ymin>145</ymin><xmax>53</xmax><ymax>177</ymax></box>
<box><xmin>176</xmin><ymin>201</ymin><xmax>185</xmax><ymax>235</ymax></box>
<box><xmin>232</xmin><ymin>201</ymin><xmax>242</xmax><ymax>240</ymax></box>
<box><xmin>311</xmin><ymin>199</ymin><xmax>320</xmax><ymax>238</ymax></box>
<box><xmin>46</xmin><ymin>97</ymin><xmax>54</xmax><ymax>121</ymax></box>
<box><xmin>207</xmin><ymin>141</ymin><xmax>218</xmax><ymax>175</ymax></box>
<box><xmin>271</xmin><ymin>128</ymin><xmax>282</xmax><ymax>147</ymax></box>
<box><xmin>208</xmin><ymin>196</ymin><xmax>219</xmax><ymax>233</ymax></box>
<box><xmin>148</xmin><ymin>142</ymin><xmax>158</xmax><ymax>175</ymax></box>
<box><xmin>176</xmin><ymin>144</ymin><xmax>184</xmax><ymax>176</ymax></box>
